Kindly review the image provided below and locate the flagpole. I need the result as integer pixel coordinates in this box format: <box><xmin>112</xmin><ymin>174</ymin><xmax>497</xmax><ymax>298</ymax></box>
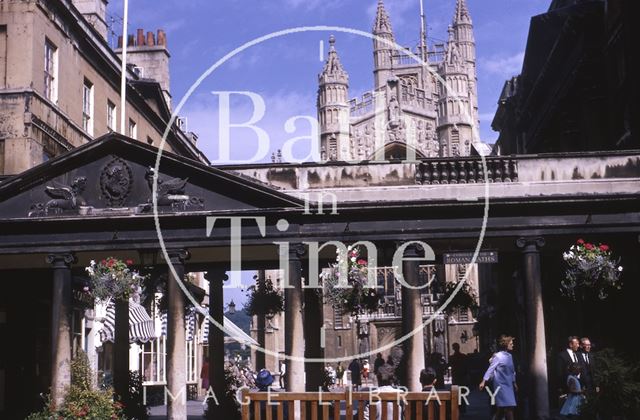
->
<box><xmin>119</xmin><ymin>0</ymin><xmax>129</xmax><ymax>135</ymax></box>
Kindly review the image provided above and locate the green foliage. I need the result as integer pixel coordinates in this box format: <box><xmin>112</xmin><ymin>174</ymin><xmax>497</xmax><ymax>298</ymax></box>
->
<box><xmin>437</xmin><ymin>280</ymin><xmax>478</xmax><ymax>315</ymax></box>
<box><xmin>562</xmin><ymin>239</ymin><xmax>623</xmax><ymax>300</ymax></box>
<box><xmin>579</xmin><ymin>349</ymin><xmax>640</xmax><ymax>419</ymax></box>
<box><xmin>245</xmin><ymin>276</ymin><xmax>284</xmax><ymax>317</ymax></box>
<box><xmin>86</xmin><ymin>257</ymin><xmax>144</xmax><ymax>302</ymax></box>
<box><xmin>321</xmin><ymin>246</ymin><xmax>381</xmax><ymax>316</ymax></box>
<box><xmin>26</xmin><ymin>351</ymin><xmax>126</xmax><ymax>419</ymax></box>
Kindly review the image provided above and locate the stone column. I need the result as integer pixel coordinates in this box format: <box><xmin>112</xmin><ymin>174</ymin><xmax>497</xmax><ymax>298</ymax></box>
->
<box><xmin>400</xmin><ymin>243</ymin><xmax>425</xmax><ymax>392</ymax></box>
<box><xmin>284</xmin><ymin>244</ymin><xmax>305</xmax><ymax>392</ymax></box>
<box><xmin>255</xmin><ymin>270</ymin><xmax>266</xmax><ymax>371</ymax></box>
<box><xmin>304</xmin><ymin>277</ymin><xmax>324</xmax><ymax>392</ymax></box>
<box><xmin>166</xmin><ymin>249</ymin><xmax>189</xmax><ymax>420</ymax></box>
<box><xmin>46</xmin><ymin>253</ymin><xmax>75</xmax><ymax>407</ymax></box>
<box><xmin>113</xmin><ymin>299</ymin><xmax>129</xmax><ymax>405</ymax></box>
<box><xmin>516</xmin><ymin>237</ymin><xmax>549</xmax><ymax>420</ymax></box>
<box><xmin>204</xmin><ymin>268</ymin><xmax>227</xmax><ymax>417</ymax></box>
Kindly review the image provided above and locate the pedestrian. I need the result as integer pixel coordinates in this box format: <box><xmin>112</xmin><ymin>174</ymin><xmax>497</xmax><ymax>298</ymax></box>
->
<box><xmin>449</xmin><ymin>342</ymin><xmax>469</xmax><ymax>412</ymax></box>
<box><xmin>560</xmin><ymin>363</ymin><xmax>585</xmax><ymax>418</ymax></box>
<box><xmin>363</xmin><ymin>365</ymin><xmax>404</xmax><ymax>420</ymax></box>
<box><xmin>254</xmin><ymin>369</ymin><xmax>288</xmax><ymax>419</ymax></box>
<box><xmin>373</xmin><ymin>353</ymin><xmax>385</xmax><ymax>378</ymax></box>
<box><xmin>420</xmin><ymin>367</ymin><xmax>437</xmax><ymax>390</ymax></box>
<box><xmin>362</xmin><ymin>359</ymin><xmax>370</xmax><ymax>385</ymax></box>
<box><xmin>479</xmin><ymin>335</ymin><xmax>518</xmax><ymax>420</ymax></box>
<box><xmin>557</xmin><ymin>336</ymin><xmax>581</xmax><ymax>395</ymax></box>
<box><xmin>200</xmin><ymin>355</ymin><xmax>210</xmax><ymax>391</ymax></box>
<box><xmin>578</xmin><ymin>337</ymin><xmax>597</xmax><ymax>393</ymax></box>
<box><xmin>349</xmin><ymin>358</ymin><xmax>362</xmax><ymax>390</ymax></box>
<box><xmin>336</xmin><ymin>361</ymin><xmax>345</xmax><ymax>387</ymax></box>
<box><xmin>428</xmin><ymin>352</ymin><xmax>446</xmax><ymax>390</ymax></box>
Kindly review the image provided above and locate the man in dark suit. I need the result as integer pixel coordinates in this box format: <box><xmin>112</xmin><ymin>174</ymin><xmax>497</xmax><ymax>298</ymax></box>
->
<box><xmin>579</xmin><ymin>337</ymin><xmax>598</xmax><ymax>393</ymax></box>
<box><xmin>557</xmin><ymin>336</ymin><xmax>581</xmax><ymax>393</ymax></box>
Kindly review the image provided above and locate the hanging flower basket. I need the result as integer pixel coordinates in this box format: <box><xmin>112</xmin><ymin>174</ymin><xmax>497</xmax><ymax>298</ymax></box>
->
<box><xmin>561</xmin><ymin>239</ymin><xmax>623</xmax><ymax>300</ymax></box>
<box><xmin>321</xmin><ymin>245</ymin><xmax>382</xmax><ymax>316</ymax></box>
<box><xmin>245</xmin><ymin>276</ymin><xmax>284</xmax><ymax>318</ymax></box>
<box><xmin>85</xmin><ymin>257</ymin><xmax>144</xmax><ymax>303</ymax></box>
<box><xmin>437</xmin><ymin>280</ymin><xmax>479</xmax><ymax>316</ymax></box>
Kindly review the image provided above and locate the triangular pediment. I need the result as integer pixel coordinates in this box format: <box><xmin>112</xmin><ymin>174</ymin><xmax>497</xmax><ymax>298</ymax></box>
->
<box><xmin>0</xmin><ymin>133</ymin><xmax>303</xmax><ymax>220</ymax></box>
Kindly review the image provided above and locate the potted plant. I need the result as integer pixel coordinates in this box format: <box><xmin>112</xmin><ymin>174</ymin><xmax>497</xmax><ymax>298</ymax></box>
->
<box><xmin>321</xmin><ymin>245</ymin><xmax>382</xmax><ymax>318</ymax></box>
<box><xmin>437</xmin><ymin>280</ymin><xmax>479</xmax><ymax>316</ymax></box>
<box><xmin>561</xmin><ymin>239</ymin><xmax>623</xmax><ymax>300</ymax></box>
<box><xmin>245</xmin><ymin>276</ymin><xmax>284</xmax><ymax>318</ymax></box>
<box><xmin>85</xmin><ymin>257</ymin><xmax>144</xmax><ymax>303</ymax></box>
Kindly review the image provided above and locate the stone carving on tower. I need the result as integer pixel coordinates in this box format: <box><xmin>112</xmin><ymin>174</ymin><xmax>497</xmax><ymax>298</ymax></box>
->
<box><xmin>317</xmin><ymin>0</ymin><xmax>479</xmax><ymax>161</ymax></box>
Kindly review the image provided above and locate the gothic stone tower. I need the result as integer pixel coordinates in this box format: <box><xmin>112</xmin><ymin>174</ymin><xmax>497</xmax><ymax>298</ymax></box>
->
<box><xmin>436</xmin><ymin>0</ymin><xmax>479</xmax><ymax>156</ymax></box>
<box><xmin>318</xmin><ymin>35</ymin><xmax>351</xmax><ymax>161</ymax></box>
<box><xmin>317</xmin><ymin>0</ymin><xmax>479</xmax><ymax>160</ymax></box>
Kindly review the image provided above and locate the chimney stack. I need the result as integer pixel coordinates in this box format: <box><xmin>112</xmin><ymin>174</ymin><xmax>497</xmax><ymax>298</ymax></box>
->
<box><xmin>136</xmin><ymin>29</ymin><xmax>146</xmax><ymax>46</ymax></box>
<box><xmin>72</xmin><ymin>0</ymin><xmax>109</xmax><ymax>40</ymax></box>
<box><xmin>115</xmin><ymin>28</ymin><xmax>172</xmax><ymax>108</ymax></box>
<box><xmin>157</xmin><ymin>30</ymin><xmax>167</xmax><ymax>47</ymax></box>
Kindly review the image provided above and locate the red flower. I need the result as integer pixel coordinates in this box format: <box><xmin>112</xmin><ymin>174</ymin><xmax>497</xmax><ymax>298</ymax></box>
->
<box><xmin>577</xmin><ymin>239</ymin><xmax>585</xmax><ymax>245</ymax></box>
<box><xmin>125</xmin><ymin>259</ymin><xmax>133</xmax><ymax>265</ymax></box>
<box><xmin>101</xmin><ymin>259</ymin><xmax>106</xmax><ymax>265</ymax></box>
<box><xmin>357</xmin><ymin>259</ymin><xmax>367</xmax><ymax>265</ymax></box>
<box><xmin>584</xmin><ymin>243</ymin><xmax>594</xmax><ymax>250</ymax></box>
<box><xmin>599</xmin><ymin>244</ymin><xmax>609</xmax><ymax>252</ymax></box>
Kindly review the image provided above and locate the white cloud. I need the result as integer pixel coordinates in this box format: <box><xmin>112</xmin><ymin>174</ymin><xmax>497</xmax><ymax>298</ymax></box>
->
<box><xmin>181</xmin><ymin>90</ymin><xmax>317</xmax><ymax>164</ymax></box>
<box><xmin>366</xmin><ymin>0</ymin><xmax>416</xmax><ymax>28</ymax></box>
<box><xmin>280</xmin><ymin>0</ymin><xmax>341</xmax><ymax>12</ymax></box>
<box><xmin>479</xmin><ymin>52</ymin><xmax>525</xmax><ymax>77</ymax></box>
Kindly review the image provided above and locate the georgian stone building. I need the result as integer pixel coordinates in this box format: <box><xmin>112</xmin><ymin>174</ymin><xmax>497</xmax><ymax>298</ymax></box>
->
<box><xmin>0</xmin><ymin>0</ymin><xmax>205</xmax><ymax>176</ymax></box>
<box><xmin>319</xmin><ymin>0</ymin><xmax>479</xmax><ymax>161</ymax></box>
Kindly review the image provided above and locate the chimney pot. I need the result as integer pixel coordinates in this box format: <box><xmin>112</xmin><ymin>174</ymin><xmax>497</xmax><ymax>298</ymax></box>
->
<box><xmin>137</xmin><ymin>28</ymin><xmax>145</xmax><ymax>46</ymax></box>
<box><xmin>146</xmin><ymin>31</ymin><xmax>155</xmax><ymax>46</ymax></box>
<box><xmin>117</xmin><ymin>35</ymin><xmax>123</xmax><ymax>48</ymax></box>
<box><xmin>127</xmin><ymin>35</ymin><xmax>135</xmax><ymax>47</ymax></box>
<box><xmin>157</xmin><ymin>29</ymin><xmax>167</xmax><ymax>47</ymax></box>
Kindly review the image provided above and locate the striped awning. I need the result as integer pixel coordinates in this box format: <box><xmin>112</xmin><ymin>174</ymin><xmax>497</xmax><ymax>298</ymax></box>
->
<box><xmin>99</xmin><ymin>301</ymin><xmax>156</xmax><ymax>344</ymax></box>
<box><xmin>160</xmin><ymin>307</ymin><xmax>197</xmax><ymax>342</ymax></box>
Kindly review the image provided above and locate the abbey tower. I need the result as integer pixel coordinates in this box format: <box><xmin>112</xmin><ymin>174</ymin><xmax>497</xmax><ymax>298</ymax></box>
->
<box><xmin>318</xmin><ymin>0</ymin><xmax>479</xmax><ymax>160</ymax></box>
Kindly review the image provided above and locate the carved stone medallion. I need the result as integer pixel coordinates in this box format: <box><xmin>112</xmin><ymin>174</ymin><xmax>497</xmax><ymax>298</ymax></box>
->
<box><xmin>100</xmin><ymin>157</ymin><xmax>133</xmax><ymax>207</ymax></box>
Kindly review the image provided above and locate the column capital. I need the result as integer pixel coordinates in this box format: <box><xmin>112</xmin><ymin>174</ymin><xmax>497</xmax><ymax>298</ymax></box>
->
<box><xmin>46</xmin><ymin>253</ymin><xmax>76</xmax><ymax>267</ymax></box>
<box><xmin>516</xmin><ymin>237</ymin><xmax>545</xmax><ymax>252</ymax></box>
<box><xmin>166</xmin><ymin>249</ymin><xmax>190</xmax><ymax>264</ymax></box>
<box><xmin>204</xmin><ymin>269</ymin><xmax>228</xmax><ymax>282</ymax></box>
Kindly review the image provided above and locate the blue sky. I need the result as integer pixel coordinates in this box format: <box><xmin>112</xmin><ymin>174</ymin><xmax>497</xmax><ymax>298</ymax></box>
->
<box><xmin>108</xmin><ymin>0</ymin><xmax>550</xmax><ymax>164</ymax></box>
<box><xmin>106</xmin><ymin>0</ymin><xmax>550</xmax><ymax>305</ymax></box>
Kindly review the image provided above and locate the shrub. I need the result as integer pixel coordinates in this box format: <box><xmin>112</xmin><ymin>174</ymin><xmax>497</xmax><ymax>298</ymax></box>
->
<box><xmin>579</xmin><ymin>349</ymin><xmax>640</xmax><ymax>420</ymax></box>
<box><xmin>26</xmin><ymin>351</ymin><xmax>126</xmax><ymax>419</ymax></box>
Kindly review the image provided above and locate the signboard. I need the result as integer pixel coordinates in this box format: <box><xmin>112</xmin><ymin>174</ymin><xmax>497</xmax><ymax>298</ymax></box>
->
<box><xmin>443</xmin><ymin>251</ymin><xmax>498</xmax><ymax>264</ymax></box>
